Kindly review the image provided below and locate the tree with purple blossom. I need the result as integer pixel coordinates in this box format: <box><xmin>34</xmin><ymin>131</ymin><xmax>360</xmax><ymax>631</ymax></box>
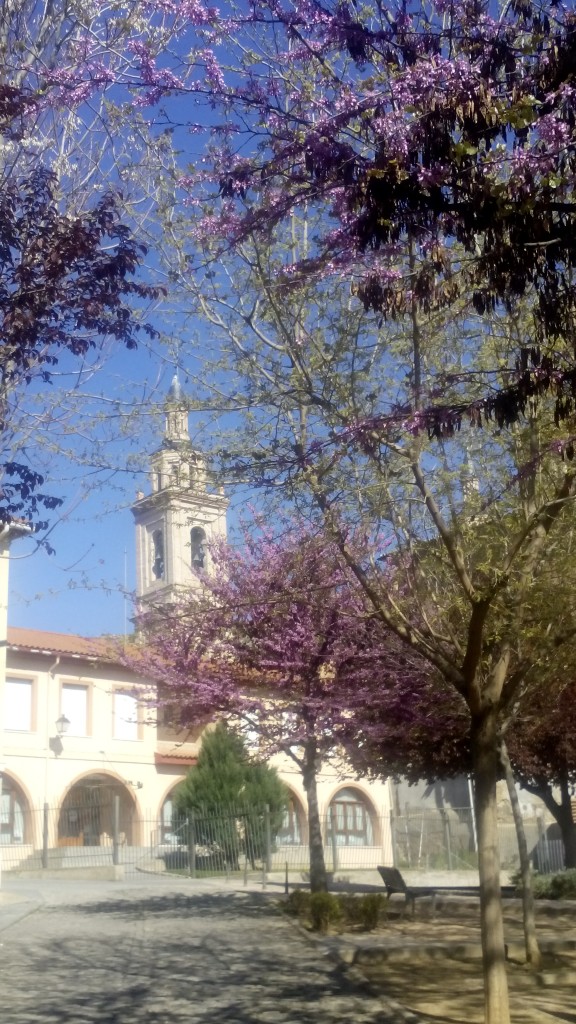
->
<box><xmin>124</xmin><ymin>518</ymin><xmax>431</xmax><ymax>892</ymax></box>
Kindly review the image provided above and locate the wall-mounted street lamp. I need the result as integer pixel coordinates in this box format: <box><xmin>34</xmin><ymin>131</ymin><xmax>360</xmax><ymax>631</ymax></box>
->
<box><xmin>55</xmin><ymin>714</ymin><xmax>70</xmax><ymax>737</ymax></box>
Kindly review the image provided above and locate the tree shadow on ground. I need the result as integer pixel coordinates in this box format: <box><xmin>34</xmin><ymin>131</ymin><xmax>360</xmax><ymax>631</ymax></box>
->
<box><xmin>45</xmin><ymin>890</ymin><xmax>280</xmax><ymax>920</ymax></box>
<box><xmin>5</xmin><ymin>932</ymin><xmax>385</xmax><ymax>1024</ymax></box>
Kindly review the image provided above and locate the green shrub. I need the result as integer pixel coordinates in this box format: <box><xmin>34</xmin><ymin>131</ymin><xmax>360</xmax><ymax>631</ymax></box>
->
<box><xmin>357</xmin><ymin>893</ymin><xmax>385</xmax><ymax>930</ymax></box>
<box><xmin>532</xmin><ymin>873</ymin><xmax>556</xmax><ymax>899</ymax></box>
<box><xmin>336</xmin><ymin>893</ymin><xmax>385</xmax><ymax>930</ymax></box>
<box><xmin>284</xmin><ymin>889</ymin><xmax>312</xmax><ymax>918</ymax></box>
<box><xmin>336</xmin><ymin>894</ymin><xmax>362</xmax><ymax>925</ymax></box>
<box><xmin>309</xmin><ymin>892</ymin><xmax>342</xmax><ymax>933</ymax></box>
<box><xmin>546</xmin><ymin>870</ymin><xmax>576</xmax><ymax>899</ymax></box>
<box><xmin>513</xmin><ymin>870</ymin><xmax>576</xmax><ymax>900</ymax></box>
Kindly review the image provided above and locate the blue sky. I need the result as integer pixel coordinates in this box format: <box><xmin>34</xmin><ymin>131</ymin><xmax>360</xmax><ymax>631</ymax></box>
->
<box><xmin>8</xmin><ymin>355</ymin><xmax>160</xmax><ymax>638</ymax></box>
<box><xmin>6</xmin><ymin>329</ymin><xmax>189</xmax><ymax>638</ymax></box>
<box><xmin>9</xmin><ymin>486</ymin><xmax>137</xmax><ymax>638</ymax></box>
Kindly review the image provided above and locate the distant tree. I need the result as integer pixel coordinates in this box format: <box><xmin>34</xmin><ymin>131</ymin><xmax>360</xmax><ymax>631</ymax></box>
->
<box><xmin>175</xmin><ymin>722</ymin><xmax>288</xmax><ymax>869</ymax></box>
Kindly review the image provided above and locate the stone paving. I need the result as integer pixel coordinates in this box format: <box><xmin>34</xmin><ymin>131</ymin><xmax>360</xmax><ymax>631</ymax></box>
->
<box><xmin>0</xmin><ymin>874</ymin><xmax>417</xmax><ymax>1024</ymax></box>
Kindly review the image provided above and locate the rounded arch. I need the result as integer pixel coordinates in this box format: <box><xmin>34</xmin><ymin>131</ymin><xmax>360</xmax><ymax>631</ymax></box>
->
<box><xmin>277</xmin><ymin>787</ymin><xmax>307</xmax><ymax>846</ymax></box>
<box><xmin>326</xmin><ymin>785</ymin><xmax>381</xmax><ymax>848</ymax></box>
<box><xmin>0</xmin><ymin>772</ymin><xmax>33</xmax><ymax>845</ymax></box>
<box><xmin>58</xmin><ymin>772</ymin><xmax>140</xmax><ymax>847</ymax></box>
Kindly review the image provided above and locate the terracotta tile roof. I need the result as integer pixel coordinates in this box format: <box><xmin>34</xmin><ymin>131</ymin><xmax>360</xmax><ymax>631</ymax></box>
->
<box><xmin>7</xmin><ymin>626</ymin><xmax>118</xmax><ymax>661</ymax></box>
<box><xmin>155</xmin><ymin>752</ymin><xmax>198</xmax><ymax>767</ymax></box>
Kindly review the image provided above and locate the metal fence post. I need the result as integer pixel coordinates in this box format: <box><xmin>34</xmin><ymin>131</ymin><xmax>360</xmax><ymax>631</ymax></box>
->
<box><xmin>112</xmin><ymin>794</ymin><xmax>120</xmax><ymax>866</ymax></box>
<box><xmin>264</xmin><ymin>804</ymin><xmax>272</xmax><ymax>873</ymax></box>
<box><xmin>390</xmin><ymin>809</ymin><xmax>397</xmax><ymax>867</ymax></box>
<box><xmin>42</xmin><ymin>803</ymin><xmax>49</xmax><ymax>869</ymax></box>
<box><xmin>188</xmin><ymin>812</ymin><xmax>196</xmax><ymax>878</ymax></box>
<box><xmin>329</xmin><ymin>805</ymin><xmax>339</xmax><ymax>873</ymax></box>
<box><xmin>441</xmin><ymin>808</ymin><xmax>453</xmax><ymax>870</ymax></box>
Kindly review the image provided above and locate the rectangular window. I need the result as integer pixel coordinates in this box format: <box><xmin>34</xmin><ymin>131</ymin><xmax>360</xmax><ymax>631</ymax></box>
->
<box><xmin>4</xmin><ymin>678</ymin><xmax>33</xmax><ymax>731</ymax></box>
<box><xmin>61</xmin><ymin>684</ymin><xmax>88</xmax><ymax>736</ymax></box>
<box><xmin>114</xmin><ymin>692</ymin><xmax>139</xmax><ymax>741</ymax></box>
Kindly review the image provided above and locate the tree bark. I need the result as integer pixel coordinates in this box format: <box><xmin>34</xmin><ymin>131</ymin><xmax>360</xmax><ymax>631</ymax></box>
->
<box><xmin>302</xmin><ymin>742</ymin><xmax>328</xmax><ymax>893</ymax></box>
<box><xmin>500</xmin><ymin>741</ymin><xmax>541</xmax><ymax>969</ymax></box>
<box><xmin>472</xmin><ymin>707</ymin><xmax>511</xmax><ymax>1024</ymax></box>
<box><xmin>555</xmin><ymin>782</ymin><xmax>576</xmax><ymax>869</ymax></box>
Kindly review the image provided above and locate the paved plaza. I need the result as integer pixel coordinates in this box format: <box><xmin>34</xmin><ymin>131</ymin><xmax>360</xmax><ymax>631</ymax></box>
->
<box><xmin>0</xmin><ymin>873</ymin><xmax>416</xmax><ymax>1024</ymax></box>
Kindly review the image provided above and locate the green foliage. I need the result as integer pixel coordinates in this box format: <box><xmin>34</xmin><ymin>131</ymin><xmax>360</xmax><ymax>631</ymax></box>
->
<box><xmin>309</xmin><ymin>892</ymin><xmax>342</xmax><ymax>933</ymax></box>
<box><xmin>284</xmin><ymin>890</ymin><xmax>385</xmax><ymax>932</ymax></box>
<box><xmin>175</xmin><ymin>724</ymin><xmax>248</xmax><ymax>811</ymax></box>
<box><xmin>530</xmin><ymin>871</ymin><xmax>576</xmax><ymax>900</ymax></box>
<box><xmin>334</xmin><ymin>893</ymin><xmax>385</xmax><ymax>931</ymax></box>
<box><xmin>174</xmin><ymin>723</ymin><xmax>288</xmax><ymax>865</ymax></box>
<box><xmin>283</xmin><ymin>889</ymin><xmax>312</xmax><ymax>918</ymax></box>
<box><xmin>352</xmin><ymin>892</ymin><xmax>383</xmax><ymax>933</ymax></box>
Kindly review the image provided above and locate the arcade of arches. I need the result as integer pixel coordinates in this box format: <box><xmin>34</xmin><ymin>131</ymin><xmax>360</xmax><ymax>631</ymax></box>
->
<box><xmin>158</xmin><ymin>784</ymin><xmax>379</xmax><ymax>847</ymax></box>
<box><xmin>2</xmin><ymin>774</ymin><xmax>380</xmax><ymax>853</ymax></box>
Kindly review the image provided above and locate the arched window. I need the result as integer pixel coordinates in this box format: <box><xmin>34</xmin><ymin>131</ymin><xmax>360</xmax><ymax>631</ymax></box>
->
<box><xmin>161</xmin><ymin>794</ymin><xmax>175</xmax><ymax>840</ymax></box>
<box><xmin>0</xmin><ymin>777</ymin><xmax>28</xmax><ymax>845</ymax></box>
<box><xmin>328</xmin><ymin>788</ymin><xmax>376</xmax><ymax>847</ymax></box>
<box><xmin>278</xmin><ymin>795</ymin><xmax>306</xmax><ymax>846</ymax></box>
<box><xmin>151</xmin><ymin>529</ymin><xmax>164</xmax><ymax>580</ymax></box>
<box><xmin>159</xmin><ymin>789</ymin><xmax>185</xmax><ymax>842</ymax></box>
<box><xmin>190</xmin><ymin>526</ymin><xmax>206</xmax><ymax>570</ymax></box>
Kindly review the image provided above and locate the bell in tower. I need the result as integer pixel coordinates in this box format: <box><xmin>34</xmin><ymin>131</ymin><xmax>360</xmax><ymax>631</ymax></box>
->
<box><xmin>131</xmin><ymin>375</ymin><xmax>228</xmax><ymax>610</ymax></box>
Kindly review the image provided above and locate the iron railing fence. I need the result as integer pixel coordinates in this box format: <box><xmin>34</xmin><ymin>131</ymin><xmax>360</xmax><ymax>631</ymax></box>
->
<box><xmin>390</xmin><ymin>808</ymin><xmax>563</xmax><ymax>875</ymax></box>
<box><xmin>391</xmin><ymin>807</ymin><xmax>479</xmax><ymax>872</ymax></box>
<box><xmin>0</xmin><ymin>800</ymin><xmax>389</xmax><ymax>876</ymax></box>
<box><xmin>0</xmin><ymin>802</ymin><xmax>567</xmax><ymax>876</ymax></box>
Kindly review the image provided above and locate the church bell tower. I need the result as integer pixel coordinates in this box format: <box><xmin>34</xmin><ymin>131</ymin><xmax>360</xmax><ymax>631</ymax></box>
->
<box><xmin>132</xmin><ymin>376</ymin><xmax>228</xmax><ymax>610</ymax></box>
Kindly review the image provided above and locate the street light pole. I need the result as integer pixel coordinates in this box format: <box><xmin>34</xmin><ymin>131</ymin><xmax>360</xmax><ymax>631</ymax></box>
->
<box><xmin>42</xmin><ymin>716</ymin><xmax>71</xmax><ymax>870</ymax></box>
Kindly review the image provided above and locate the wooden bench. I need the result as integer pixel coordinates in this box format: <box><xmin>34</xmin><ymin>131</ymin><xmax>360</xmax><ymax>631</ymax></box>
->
<box><xmin>377</xmin><ymin>866</ymin><xmax>516</xmax><ymax>913</ymax></box>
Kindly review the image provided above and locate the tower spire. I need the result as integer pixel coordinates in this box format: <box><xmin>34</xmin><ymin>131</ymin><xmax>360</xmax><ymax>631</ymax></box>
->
<box><xmin>131</xmin><ymin>376</ymin><xmax>228</xmax><ymax>610</ymax></box>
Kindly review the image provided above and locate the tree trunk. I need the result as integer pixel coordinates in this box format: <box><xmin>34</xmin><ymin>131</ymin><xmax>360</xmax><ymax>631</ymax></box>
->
<box><xmin>556</xmin><ymin>782</ymin><xmax>576</xmax><ymax>869</ymax></box>
<box><xmin>500</xmin><ymin>741</ymin><xmax>541</xmax><ymax>969</ymax></box>
<box><xmin>562</xmin><ymin>821</ymin><xmax>576</xmax><ymax>869</ymax></box>
<box><xmin>302</xmin><ymin>745</ymin><xmax>328</xmax><ymax>893</ymax></box>
<box><xmin>472</xmin><ymin>707</ymin><xmax>510</xmax><ymax>1024</ymax></box>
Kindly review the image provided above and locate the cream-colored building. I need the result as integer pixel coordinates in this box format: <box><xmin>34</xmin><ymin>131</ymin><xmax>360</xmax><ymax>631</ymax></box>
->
<box><xmin>1</xmin><ymin>379</ymin><xmax>394</xmax><ymax>874</ymax></box>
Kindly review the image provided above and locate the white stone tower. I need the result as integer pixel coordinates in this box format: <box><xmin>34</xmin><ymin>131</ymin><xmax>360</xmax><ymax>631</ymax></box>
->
<box><xmin>132</xmin><ymin>375</ymin><xmax>228</xmax><ymax>609</ymax></box>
